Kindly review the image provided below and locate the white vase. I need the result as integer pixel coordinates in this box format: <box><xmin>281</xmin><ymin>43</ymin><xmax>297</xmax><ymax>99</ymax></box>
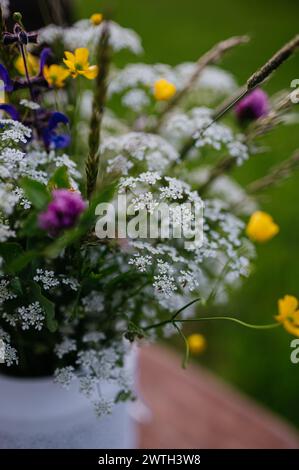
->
<box><xmin>0</xmin><ymin>353</ymin><xmax>137</xmax><ymax>449</ymax></box>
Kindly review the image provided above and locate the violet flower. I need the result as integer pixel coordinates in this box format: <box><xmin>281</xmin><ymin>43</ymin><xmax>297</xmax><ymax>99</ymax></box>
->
<box><xmin>235</xmin><ymin>88</ymin><xmax>269</xmax><ymax>122</ymax></box>
<box><xmin>0</xmin><ymin>103</ymin><xmax>21</xmax><ymax>121</ymax></box>
<box><xmin>38</xmin><ymin>189</ymin><xmax>86</xmax><ymax>237</ymax></box>
<box><xmin>42</xmin><ymin>112</ymin><xmax>71</xmax><ymax>149</ymax></box>
<box><xmin>0</xmin><ymin>64</ymin><xmax>14</xmax><ymax>92</ymax></box>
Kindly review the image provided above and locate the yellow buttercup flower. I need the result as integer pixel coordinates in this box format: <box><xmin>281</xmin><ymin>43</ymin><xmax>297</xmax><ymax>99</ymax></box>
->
<box><xmin>43</xmin><ymin>64</ymin><xmax>70</xmax><ymax>88</ymax></box>
<box><xmin>187</xmin><ymin>334</ymin><xmax>207</xmax><ymax>355</ymax></box>
<box><xmin>63</xmin><ymin>48</ymin><xmax>98</xmax><ymax>80</ymax></box>
<box><xmin>90</xmin><ymin>13</ymin><xmax>103</xmax><ymax>26</ymax></box>
<box><xmin>275</xmin><ymin>295</ymin><xmax>299</xmax><ymax>337</ymax></box>
<box><xmin>246</xmin><ymin>211</ymin><xmax>279</xmax><ymax>243</ymax></box>
<box><xmin>15</xmin><ymin>53</ymin><xmax>39</xmax><ymax>76</ymax></box>
<box><xmin>154</xmin><ymin>79</ymin><xmax>176</xmax><ymax>101</ymax></box>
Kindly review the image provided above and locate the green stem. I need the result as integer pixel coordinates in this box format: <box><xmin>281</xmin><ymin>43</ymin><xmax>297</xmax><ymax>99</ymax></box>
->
<box><xmin>145</xmin><ymin>315</ymin><xmax>280</xmax><ymax>332</ymax></box>
<box><xmin>173</xmin><ymin>322</ymin><xmax>190</xmax><ymax>369</ymax></box>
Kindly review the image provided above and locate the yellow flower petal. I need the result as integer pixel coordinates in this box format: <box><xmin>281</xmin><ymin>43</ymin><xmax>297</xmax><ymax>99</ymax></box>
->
<box><xmin>64</xmin><ymin>51</ymin><xmax>75</xmax><ymax>61</ymax></box>
<box><xmin>63</xmin><ymin>59</ymin><xmax>77</xmax><ymax>74</ymax></box>
<box><xmin>282</xmin><ymin>318</ymin><xmax>299</xmax><ymax>337</ymax></box>
<box><xmin>79</xmin><ymin>65</ymin><xmax>98</xmax><ymax>80</ymax></box>
<box><xmin>75</xmin><ymin>48</ymin><xmax>89</xmax><ymax>66</ymax></box>
<box><xmin>275</xmin><ymin>295</ymin><xmax>299</xmax><ymax>337</ymax></box>
<box><xmin>246</xmin><ymin>211</ymin><xmax>279</xmax><ymax>243</ymax></box>
<box><xmin>15</xmin><ymin>53</ymin><xmax>39</xmax><ymax>76</ymax></box>
<box><xmin>278</xmin><ymin>295</ymin><xmax>298</xmax><ymax>319</ymax></box>
<box><xmin>44</xmin><ymin>64</ymin><xmax>70</xmax><ymax>88</ymax></box>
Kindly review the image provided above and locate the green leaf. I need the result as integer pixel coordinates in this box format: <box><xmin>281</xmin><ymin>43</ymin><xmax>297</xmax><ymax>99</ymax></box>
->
<box><xmin>28</xmin><ymin>281</ymin><xmax>58</xmax><ymax>332</ymax></box>
<box><xmin>0</xmin><ymin>243</ymin><xmax>37</xmax><ymax>273</ymax></box>
<box><xmin>0</xmin><ymin>242</ymin><xmax>24</xmax><ymax>266</ymax></box>
<box><xmin>20</xmin><ymin>178</ymin><xmax>51</xmax><ymax>210</ymax></box>
<box><xmin>20</xmin><ymin>212</ymin><xmax>40</xmax><ymax>237</ymax></box>
<box><xmin>10</xmin><ymin>277</ymin><xmax>23</xmax><ymax>296</ymax></box>
<box><xmin>48</xmin><ymin>166</ymin><xmax>71</xmax><ymax>189</ymax></box>
<box><xmin>8</xmin><ymin>250</ymin><xmax>37</xmax><ymax>273</ymax></box>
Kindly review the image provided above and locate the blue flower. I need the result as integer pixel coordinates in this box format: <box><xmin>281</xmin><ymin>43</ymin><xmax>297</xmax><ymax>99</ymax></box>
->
<box><xmin>42</xmin><ymin>112</ymin><xmax>71</xmax><ymax>149</ymax></box>
<box><xmin>0</xmin><ymin>104</ymin><xmax>20</xmax><ymax>121</ymax></box>
<box><xmin>39</xmin><ymin>48</ymin><xmax>52</xmax><ymax>77</ymax></box>
<box><xmin>0</xmin><ymin>64</ymin><xmax>14</xmax><ymax>92</ymax></box>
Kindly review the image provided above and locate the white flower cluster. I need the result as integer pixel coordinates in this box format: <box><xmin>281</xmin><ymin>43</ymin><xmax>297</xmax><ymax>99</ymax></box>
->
<box><xmin>0</xmin><ymin>326</ymin><xmax>18</xmax><ymax>367</ymax></box>
<box><xmin>34</xmin><ymin>269</ymin><xmax>60</xmax><ymax>290</ymax></box>
<box><xmin>0</xmin><ymin>120</ymin><xmax>32</xmax><ymax>144</ymax></box>
<box><xmin>108</xmin><ymin>63</ymin><xmax>236</xmax><ymax>102</ymax></box>
<box><xmin>20</xmin><ymin>99</ymin><xmax>41</xmax><ymax>111</ymax></box>
<box><xmin>0</xmin><ymin>222</ymin><xmax>15</xmax><ymax>241</ymax></box>
<box><xmin>0</xmin><ymin>279</ymin><xmax>17</xmax><ymax>304</ymax></box>
<box><xmin>54</xmin><ymin>341</ymin><xmax>133</xmax><ymax>416</ymax></box>
<box><xmin>39</xmin><ymin>20</ymin><xmax>143</xmax><ymax>55</ymax></box>
<box><xmin>33</xmin><ymin>269</ymin><xmax>80</xmax><ymax>292</ymax></box>
<box><xmin>55</xmin><ymin>338</ymin><xmax>77</xmax><ymax>359</ymax></box>
<box><xmin>17</xmin><ymin>302</ymin><xmax>45</xmax><ymax>331</ymax></box>
<box><xmin>102</xmin><ymin>132</ymin><xmax>179</xmax><ymax>173</ymax></box>
<box><xmin>2</xmin><ymin>301</ymin><xmax>45</xmax><ymax>331</ymax></box>
<box><xmin>163</xmin><ymin>107</ymin><xmax>249</xmax><ymax>164</ymax></box>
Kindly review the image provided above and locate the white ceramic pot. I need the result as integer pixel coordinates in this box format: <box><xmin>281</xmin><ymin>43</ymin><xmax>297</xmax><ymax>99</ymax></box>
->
<box><xmin>0</xmin><ymin>353</ymin><xmax>137</xmax><ymax>449</ymax></box>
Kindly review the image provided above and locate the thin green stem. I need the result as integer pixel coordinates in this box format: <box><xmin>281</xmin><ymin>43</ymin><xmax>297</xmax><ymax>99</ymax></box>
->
<box><xmin>173</xmin><ymin>322</ymin><xmax>190</xmax><ymax>369</ymax></box>
<box><xmin>171</xmin><ymin>296</ymin><xmax>202</xmax><ymax>322</ymax></box>
<box><xmin>145</xmin><ymin>315</ymin><xmax>280</xmax><ymax>332</ymax></box>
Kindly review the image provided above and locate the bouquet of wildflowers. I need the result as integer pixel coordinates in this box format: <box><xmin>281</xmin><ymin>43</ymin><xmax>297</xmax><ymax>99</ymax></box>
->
<box><xmin>0</xmin><ymin>3</ymin><xmax>299</xmax><ymax>416</ymax></box>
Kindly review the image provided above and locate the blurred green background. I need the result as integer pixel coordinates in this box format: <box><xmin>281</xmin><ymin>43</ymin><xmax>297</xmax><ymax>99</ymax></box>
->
<box><xmin>75</xmin><ymin>0</ymin><xmax>299</xmax><ymax>428</ymax></box>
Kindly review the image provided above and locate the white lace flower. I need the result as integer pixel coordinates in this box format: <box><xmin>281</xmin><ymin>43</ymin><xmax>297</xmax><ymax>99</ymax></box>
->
<box><xmin>34</xmin><ymin>269</ymin><xmax>60</xmax><ymax>290</ymax></box>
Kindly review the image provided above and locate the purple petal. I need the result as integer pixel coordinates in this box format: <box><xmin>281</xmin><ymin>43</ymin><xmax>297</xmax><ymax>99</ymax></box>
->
<box><xmin>235</xmin><ymin>89</ymin><xmax>269</xmax><ymax>122</ymax></box>
<box><xmin>0</xmin><ymin>64</ymin><xmax>14</xmax><ymax>92</ymax></box>
<box><xmin>48</xmin><ymin>112</ymin><xmax>69</xmax><ymax>131</ymax></box>
<box><xmin>50</xmin><ymin>133</ymin><xmax>71</xmax><ymax>149</ymax></box>
<box><xmin>3</xmin><ymin>33</ymin><xmax>17</xmax><ymax>45</ymax></box>
<box><xmin>39</xmin><ymin>48</ymin><xmax>52</xmax><ymax>76</ymax></box>
<box><xmin>0</xmin><ymin>104</ymin><xmax>20</xmax><ymax>121</ymax></box>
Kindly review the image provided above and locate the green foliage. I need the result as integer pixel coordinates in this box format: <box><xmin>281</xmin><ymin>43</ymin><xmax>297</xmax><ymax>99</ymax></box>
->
<box><xmin>20</xmin><ymin>178</ymin><xmax>51</xmax><ymax>210</ymax></box>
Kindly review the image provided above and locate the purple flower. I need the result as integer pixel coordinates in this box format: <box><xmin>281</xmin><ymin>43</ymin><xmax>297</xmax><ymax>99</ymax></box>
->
<box><xmin>0</xmin><ymin>104</ymin><xmax>20</xmax><ymax>121</ymax></box>
<box><xmin>42</xmin><ymin>111</ymin><xmax>71</xmax><ymax>149</ymax></box>
<box><xmin>0</xmin><ymin>64</ymin><xmax>14</xmax><ymax>92</ymax></box>
<box><xmin>235</xmin><ymin>88</ymin><xmax>269</xmax><ymax>122</ymax></box>
<box><xmin>38</xmin><ymin>189</ymin><xmax>86</xmax><ymax>237</ymax></box>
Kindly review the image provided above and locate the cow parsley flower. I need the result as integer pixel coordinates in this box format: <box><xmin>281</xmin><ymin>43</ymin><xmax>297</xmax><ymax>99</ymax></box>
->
<box><xmin>54</xmin><ymin>366</ymin><xmax>76</xmax><ymax>388</ymax></box>
<box><xmin>0</xmin><ymin>279</ymin><xmax>17</xmax><ymax>304</ymax></box>
<box><xmin>82</xmin><ymin>291</ymin><xmax>104</xmax><ymax>314</ymax></box>
<box><xmin>61</xmin><ymin>277</ymin><xmax>80</xmax><ymax>291</ymax></box>
<box><xmin>20</xmin><ymin>99</ymin><xmax>41</xmax><ymax>110</ymax></box>
<box><xmin>3</xmin><ymin>344</ymin><xmax>19</xmax><ymax>367</ymax></box>
<box><xmin>128</xmin><ymin>254</ymin><xmax>153</xmax><ymax>272</ymax></box>
<box><xmin>101</xmin><ymin>132</ymin><xmax>179</xmax><ymax>172</ymax></box>
<box><xmin>0</xmin><ymin>222</ymin><xmax>15</xmax><ymax>242</ymax></box>
<box><xmin>55</xmin><ymin>338</ymin><xmax>77</xmax><ymax>359</ymax></box>
<box><xmin>0</xmin><ymin>120</ymin><xmax>32</xmax><ymax>143</ymax></box>
<box><xmin>34</xmin><ymin>269</ymin><xmax>60</xmax><ymax>290</ymax></box>
<box><xmin>93</xmin><ymin>398</ymin><xmax>113</xmax><ymax>417</ymax></box>
<box><xmin>122</xmin><ymin>89</ymin><xmax>150</xmax><ymax>112</ymax></box>
<box><xmin>17</xmin><ymin>302</ymin><xmax>45</xmax><ymax>331</ymax></box>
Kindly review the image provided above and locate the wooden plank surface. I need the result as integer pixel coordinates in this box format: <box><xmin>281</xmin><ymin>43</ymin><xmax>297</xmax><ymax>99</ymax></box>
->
<box><xmin>137</xmin><ymin>345</ymin><xmax>299</xmax><ymax>449</ymax></box>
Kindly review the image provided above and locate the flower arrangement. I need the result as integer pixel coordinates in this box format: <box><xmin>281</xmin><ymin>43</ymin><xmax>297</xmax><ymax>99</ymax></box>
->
<box><xmin>0</xmin><ymin>4</ymin><xmax>299</xmax><ymax>416</ymax></box>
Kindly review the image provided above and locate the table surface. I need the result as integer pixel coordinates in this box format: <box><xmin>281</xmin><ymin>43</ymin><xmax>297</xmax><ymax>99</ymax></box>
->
<box><xmin>136</xmin><ymin>345</ymin><xmax>299</xmax><ymax>449</ymax></box>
